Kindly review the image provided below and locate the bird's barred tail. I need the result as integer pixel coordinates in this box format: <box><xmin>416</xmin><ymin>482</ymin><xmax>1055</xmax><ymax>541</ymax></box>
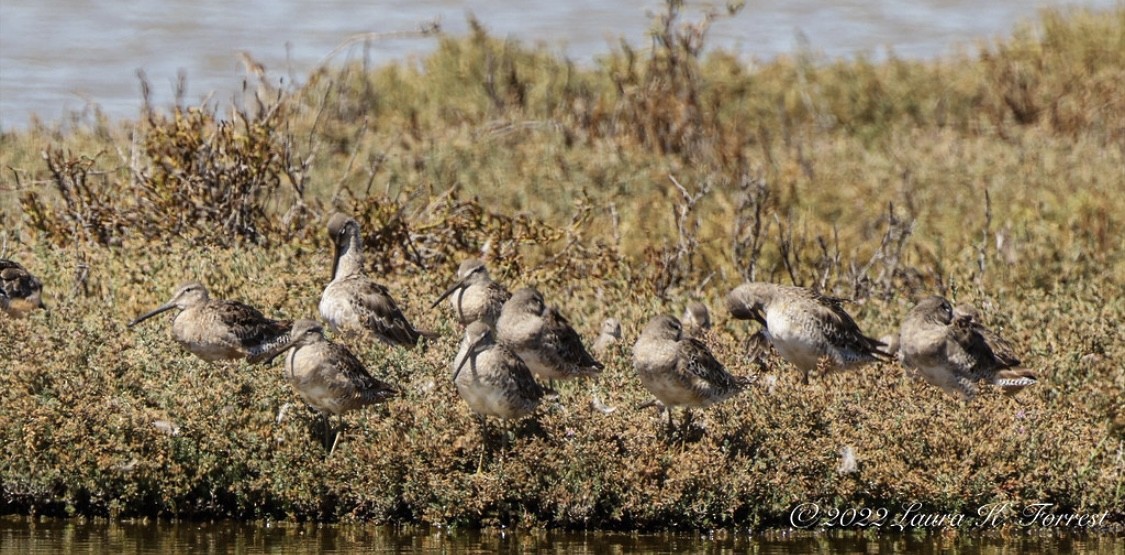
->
<box><xmin>992</xmin><ymin>369</ymin><xmax>1037</xmax><ymax>395</ymax></box>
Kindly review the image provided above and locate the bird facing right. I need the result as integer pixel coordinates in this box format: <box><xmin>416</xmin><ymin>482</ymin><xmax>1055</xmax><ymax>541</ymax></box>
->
<box><xmin>681</xmin><ymin>301</ymin><xmax>712</xmax><ymax>337</ymax></box>
<box><xmin>592</xmin><ymin>317</ymin><xmax>623</xmax><ymax>357</ymax></box>
<box><xmin>633</xmin><ymin>315</ymin><xmax>750</xmax><ymax>429</ymax></box>
<box><xmin>898</xmin><ymin>296</ymin><xmax>1036</xmax><ymax>401</ymax></box>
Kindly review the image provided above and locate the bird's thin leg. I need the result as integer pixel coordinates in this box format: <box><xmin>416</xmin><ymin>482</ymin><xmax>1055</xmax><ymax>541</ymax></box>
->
<box><xmin>321</xmin><ymin>414</ymin><xmax>333</xmax><ymax>453</ymax></box>
<box><xmin>476</xmin><ymin>413</ymin><xmax>488</xmax><ymax>474</ymax></box>
<box><xmin>328</xmin><ymin>416</ymin><xmax>342</xmax><ymax>457</ymax></box>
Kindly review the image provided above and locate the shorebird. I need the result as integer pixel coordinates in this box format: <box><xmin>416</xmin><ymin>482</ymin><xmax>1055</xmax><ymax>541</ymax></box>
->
<box><xmin>879</xmin><ymin>333</ymin><xmax>901</xmax><ymax>358</ymax></box>
<box><xmin>1</xmin><ymin>259</ymin><xmax>46</xmax><ymax>317</ymax></box>
<box><xmin>251</xmin><ymin>319</ymin><xmax>399</xmax><ymax>453</ymax></box>
<box><xmin>898</xmin><ymin>296</ymin><xmax>1036</xmax><ymax>401</ymax></box>
<box><xmin>496</xmin><ymin>287</ymin><xmax>603</xmax><ymax>384</ymax></box>
<box><xmin>431</xmin><ymin>258</ymin><xmax>511</xmax><ymax>327</ymax></box>
<box><xmin>129</xmin><ymin>281</ymin><xmax>290</xmax><ymax>362</ymax></box>
<box><xmin>319</xmin><ymin>213</ymin><xmax>428</xmax><ymax>347</ymax></box>
<box><xmin>726</xmin><ymin>282</ymin><xmax>890</xmax><ymax>382</ymax></box>
<box><xmin>592</xmin><ymin>317</ymin><xmax>623</xmax><ymax>357</ymax></box>
<box><xmin>452</xmin><ymin>320</ymin><xmax>545</xmax><ymax>471</ymax></box>
<box><xmin>634</xmin><ymin>315</ymin><xmax>750</xmax><ymax>431</ymax></box>
<box><xmin>681</xmin><ymin>301</ymin><xmax>712</xmax><ymax>337</ymax></box>
<box><xmin>453</xmin><ymin>321</ymin><xmax>544</xmax><ymax>419</ymax></box>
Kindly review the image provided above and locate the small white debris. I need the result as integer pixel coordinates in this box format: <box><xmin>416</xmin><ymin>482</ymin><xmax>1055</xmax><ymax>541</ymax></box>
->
<box><xmin>416</xmin><ymin>379</ymin><xmax>437</xmax><ymax>394</ymax></box>
<box><xmin>590</xmin><ymin>394</ymin><xmax>616</xmax><ymax>414</ymax></box>
<box><xmin>153</xmin><ymin>419</ymin><xmax>181</xmax><ymax>436</ymax></box>
<box><xmin>837</xmin><ymin>445</ymin><xmax>858</xmax><ymax>475</ymax></box>
<box><xmin>763</xmin><ymin>375</ymin><xmax>778</xmax><ymax>395</ymax></box>
<box><xmin>276</xmin><ymin>402</ymin><xmax>293</xmax><ymax>425</ymax></box>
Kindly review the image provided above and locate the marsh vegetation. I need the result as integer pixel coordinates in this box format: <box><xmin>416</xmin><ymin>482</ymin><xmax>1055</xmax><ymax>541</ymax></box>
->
<box><xmin>0</xmin><ymin>2</ymin><xmax>1122</xmax><ymax>530</ymax></box>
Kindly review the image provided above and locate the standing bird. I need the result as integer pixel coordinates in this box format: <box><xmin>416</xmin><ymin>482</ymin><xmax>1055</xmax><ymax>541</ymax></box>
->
<box><xmin>681</xmin><ymin>301</ymin><xmax>712</xmax><ymax>337</ymax></box>
<box><xmin>431</xmin><ymin>258</ymin><xmax>511</xmax><ymax>327</ymax></box>
<box><xmin>452</xmin><ymin>321</ymin><xmax>545</xmax><ymax>472</ymax></box>
<box><xmin>634</xmin><ymin>315</ymin><xmax>750</xmax><ymax>432</ymax></box>
<box><xmin>592</xmin><ymin>317</ymin><xmax>623</xmax><ymax>357</ymax></box>
<box><xmin>1</xmin><ymin>259</ymin><xmax>46</xmax><ymax>317</ymax></box>
<box><xmin>496</xmin><ymin>287</ymin><xmax>603</xmax><ymax>384</ymax></box>
<box><xmin>251</xmin><ymin>319</ymin><xmax>399</xmax><ymax>453</ymax></box>
<box><xmin>319</xmin><ymin>213</ymin><xmax>428</xmax><ymax>346</ymax></box>
<box><xmin>453</xmin><ymin>321</ymin><xmax>544</xmax><ymax>421</ymax></box>
<box><xmin>128</xmin><ymin>281</ymin><xmax>290</xmax><ymax>363</ymax></box>
<box><xmin>726</xmin><ymin>282</ymin><xmax>889</xmax><ymax>383</ymax></box>
<box><xmin>898</xmin><ymin>296</ymin><xmax>1036</xmax><ymax>401</ymax></box>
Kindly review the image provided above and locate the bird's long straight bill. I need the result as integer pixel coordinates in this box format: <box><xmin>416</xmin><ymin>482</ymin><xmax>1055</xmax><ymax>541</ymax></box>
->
<box><xmin>431</xmin><ymin>280</ymin><xmax>466</xmax><ymax>309</ymax></box>
<box><xmin>452</xmin><ymin>337</ymin><xmax>483</xmax><ymax>382</ymax></box>
<box><xmin>330</xmin><ymin>240</ymin><xmax>344</xmax><ymax>281</ymax></box>
<box><xmin>128</xmin><ymin>303</ymin><xmax>176</xmax><ymax>327</ymax></box>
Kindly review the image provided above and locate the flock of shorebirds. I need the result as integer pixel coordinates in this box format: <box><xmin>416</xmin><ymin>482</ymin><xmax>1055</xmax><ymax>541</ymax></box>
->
<box><xmin>2</xmin><ymin>212</ymin><xmax>1037</xmax><ymax>453</ymax></box>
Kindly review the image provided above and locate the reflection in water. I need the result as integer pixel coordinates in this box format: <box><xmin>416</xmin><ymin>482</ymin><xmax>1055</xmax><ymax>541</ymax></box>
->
<box><xmin>2</xmin><ymin>517</ymin><xmax>1122</xmax><ymax>554</ymax></box>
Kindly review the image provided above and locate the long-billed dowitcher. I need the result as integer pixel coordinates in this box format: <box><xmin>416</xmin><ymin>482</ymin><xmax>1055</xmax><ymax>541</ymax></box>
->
<box><xmin>453</xmin><ymin>321</ymin><xmax>544</xmax><ymax>419</ymax></box>
<box><xmin>634</xmin><ymin>315</ymin><xmax>750</xmax><ymax>431</ymax></box>
<box><xmin>1</xmin><ymin>259</ymin><xmax>46</xmax><ymax>317</ymax></box>
<box><xmin>320</xmin><ymin>213</ymin><xmax>428</xmax><ymax>347</ymax></box>
<box><xmin>899</xmin><ymin>296</ymin><xmax>1036</xmax><ymax>401</ymax></box>
<box><xmin>726</xmin><ymin>282</ymin><xmax>889</xmax><ymax>382</ymax></box>
<box><xmin>251</xmin><ymin>319</ymin><xmax>399</xmax><ymax>453</ymax></box>
<box><xmin>592</xmin><ymin>317</ymin><xmax>623</xmax><ymax>357</ymax></box>
<box><xmin>128</xmin><ymin>281</ymin><xmax>291</xmax><ymax>363</ymax></box>
<box><xmin>681</xmin><ymin>301</ymin><xmax>712</xmax><ymax>337</ymax></box>
<box><xmin>431</xmin><ymin>258</ymin><xmax>511</xmax><ymax>327</ymax></box>
<box><xmin>496</xmin><ymin>287</ymin><xmax>603</xmax><ymax>384</ymax></box>
<box><xmin>452</xmin><ymin>320</ymin><xmax>545</xmax><ymax>471</ymax></box>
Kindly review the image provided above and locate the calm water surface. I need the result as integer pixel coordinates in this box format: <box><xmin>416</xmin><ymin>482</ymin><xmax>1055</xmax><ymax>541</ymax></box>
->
<box><xmin>0</xmin><ymin>0</ymin><xmax>1118</xmax><ymax>128</ymax></box>
<box><xmin>1</xmin><ymin>517</ymin><xmax>1123</xmax><ymax>554</ymax></box>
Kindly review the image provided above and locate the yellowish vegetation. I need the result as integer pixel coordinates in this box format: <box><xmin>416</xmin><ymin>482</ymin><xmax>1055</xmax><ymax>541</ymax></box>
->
<box><xmin>0</xmin><ymin>3</ymin><xmax>1121</xmax><ymax>529</ymax></box>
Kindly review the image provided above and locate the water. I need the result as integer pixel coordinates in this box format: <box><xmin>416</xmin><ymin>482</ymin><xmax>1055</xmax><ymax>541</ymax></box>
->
<box><xmin>0</xmin><ymin>0</ymin><xmax>1117</xmax><ymax>129</ymax></box>
<box><xmin>2</xmin><ymin>517</ymin><xmax>1123</xmax><ymax>554</ymax></box>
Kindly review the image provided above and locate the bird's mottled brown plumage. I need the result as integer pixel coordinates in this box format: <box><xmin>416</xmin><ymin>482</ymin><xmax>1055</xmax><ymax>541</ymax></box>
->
<box><xmin>899</xmin><ymin>296</ymin><xmax>1035</xmax><ymax>401</ymax></box>
<box><xmin>432</xmin><ymin>258</ymin><xmax>511</xmax><ymax>327</ymax></box>
<box><xmin>727</xmin><ymin>282</ymin><xmax>888</xmax><ymax>378</ymax></box>
<box><xmin>319</xmin><ymin>213</ymin><xmax>427</xmax><ymax>346</ymax></box>
<box><xmin>634</xmin><ymin>315</ymin><xmax>749</xmax><ymax>412</ymax></box>
<box><xmin>1</xmin><ymin>259</ymin><xmax>46</xmax><ymax>316</ymax></box>
<box><xmin>253</xmin><ymin>319</ymin><xmax>398</xmax><ymax>415</ymax></box>
<box><xmin>252</xmin><ymin>319</ymin><xmax>398</xmax><ymax>452</ymax></box>
<box><xmin>496</xmin><ymin>287</ymin><xmax>603</xmax><ymax>381</ymax></box>
<box><xmin>452</xmin><ymin>321</ymin><xmax>544</xmax><ymax>420</ymax></box>
<box><xmin>129</xmin><ymin>281</ymin><xmax>291</xmax><ymax>362</ymax></box>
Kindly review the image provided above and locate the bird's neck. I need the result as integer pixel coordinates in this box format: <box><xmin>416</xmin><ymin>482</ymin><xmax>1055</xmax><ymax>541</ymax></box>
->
<box><xmin>333</xmin><ymin>234</ymin><xmax>364</xmax><ymax>281</ymax></box>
